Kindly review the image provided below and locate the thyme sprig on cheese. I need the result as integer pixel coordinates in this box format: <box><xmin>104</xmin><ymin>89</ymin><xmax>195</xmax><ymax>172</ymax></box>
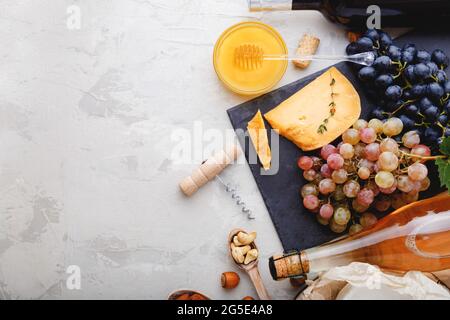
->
<box><xmin>317</xmin><ymin>75</ymin><xmax>337</xmax><ymax>134</ymax></box>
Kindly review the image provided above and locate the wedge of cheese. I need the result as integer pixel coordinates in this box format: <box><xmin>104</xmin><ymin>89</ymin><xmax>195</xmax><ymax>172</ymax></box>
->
<box><xmin>264</xmin><ymin>67</ymin><xmax>361</xmax><ymax>151</ymax></box>
<box><xmin>247</xmin><ymin>109</ymin><xmax>271</xmax><ymax>170</ymax></box>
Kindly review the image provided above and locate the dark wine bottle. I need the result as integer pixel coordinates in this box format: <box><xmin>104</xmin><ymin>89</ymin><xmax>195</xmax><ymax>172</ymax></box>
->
<box><xmin>248</xmin><ymin>0</ymin><xmax>450</xmax><ymax>29</ymax></box>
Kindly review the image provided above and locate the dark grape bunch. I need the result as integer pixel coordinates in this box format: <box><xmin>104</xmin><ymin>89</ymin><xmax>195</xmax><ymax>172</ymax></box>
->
<box><xmin>298</xmin><ymin>117</ymin><xmax>432</xmax><ymax>234</ymax></box>
<box><xmin>347</xmin><ymin>29</ymin><xmax>450</xmax><ymax>150</ymax></box>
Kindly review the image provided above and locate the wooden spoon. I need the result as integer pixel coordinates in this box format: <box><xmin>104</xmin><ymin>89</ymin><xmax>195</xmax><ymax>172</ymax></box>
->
<box><xmin>228</xmin><ymin>228</ymin><xmax>271</xmax><ymax>300</ymax></box>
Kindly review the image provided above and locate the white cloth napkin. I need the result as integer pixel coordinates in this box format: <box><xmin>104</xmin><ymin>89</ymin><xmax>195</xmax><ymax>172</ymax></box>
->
<box><xmin>323</xmin><ymin>262</ymin><xmax>450</xmax><ymax>300</ymax></box>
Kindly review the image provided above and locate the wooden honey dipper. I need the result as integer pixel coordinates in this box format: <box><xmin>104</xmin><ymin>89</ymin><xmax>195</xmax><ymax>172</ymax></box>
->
<box><xmin>179</xmin><ymin>144</ymin><xmax>241</xmax><ymax>197</ymax></box>
<box><xmin>234</xmin><ymin>44</ymin><xmax>375</xmax><ymax>70</ymax></box>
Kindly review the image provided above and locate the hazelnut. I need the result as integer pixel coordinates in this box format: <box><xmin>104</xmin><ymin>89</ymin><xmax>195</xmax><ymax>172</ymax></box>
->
<box><xmin>347</xmin><ymin>31</ymin><xmax>362</xmax><ymax>43</ymax></box>
<box><xmin>221</xmin><ymin>271</ymin><xmax>240</xmax><ymax>289</ymax></box>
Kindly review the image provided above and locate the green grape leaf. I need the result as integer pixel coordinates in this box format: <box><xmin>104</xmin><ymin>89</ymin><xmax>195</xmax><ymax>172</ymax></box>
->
<box><xmin>436</xmin><ymin>158</ymin><xmax>450</xmax><ymax>192</ymax></box>
<box><xmin>436</xmin><ymin>137</ymin><xmax>450</xmax><ymax>193</ymax></box>
<box><xmin>439</xmin><ymin>136</ymin><xmax>450</xmax><ymax>156</ymax></box>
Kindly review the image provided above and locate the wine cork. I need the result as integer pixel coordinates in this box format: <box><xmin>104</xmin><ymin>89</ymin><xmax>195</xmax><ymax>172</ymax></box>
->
<box><xmin>179</xmin><ymin>144</ymin><xmax>241</xmax><ymax>197</ymax></box>
<box><xmin>293</xmin><ymin>34</ymin><xmax>320</xmax><ymax>69</ymax></box>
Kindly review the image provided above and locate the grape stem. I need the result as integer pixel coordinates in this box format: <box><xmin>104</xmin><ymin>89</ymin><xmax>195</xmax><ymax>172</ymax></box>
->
<box><xmin>437</xmin><ymin>121</ymin><xmax>446</xmax><ymax>131</ymax></box>
<box><xmin>414</xmin><ymin>120</ymin><xmax>431</xmax><ymax>127</ymax></box>
<box><xmin>390</xmin><ymin>99</ymin><xmax>416</xmax><ymax>116</ymax></box>
<box><xmin>441</xmin><ymin>93</ymin><xmax>450</xmax><ymax>103</ymax></box>
<box><xmin>399</xmin><ymin>150</ymin><xmax>447</xmax><ymax>161</ymax></box>
<box><xmin>393</xmin><ymin>61</ymin><xmax>407</xmax><ymax>79</ymax></box>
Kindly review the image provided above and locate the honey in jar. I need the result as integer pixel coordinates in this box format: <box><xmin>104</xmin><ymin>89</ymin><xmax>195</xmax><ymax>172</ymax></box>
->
<box><xmin>213</xmin><ymin>21</ymin><xmax>288</xmax><ymax>96</ymax></box>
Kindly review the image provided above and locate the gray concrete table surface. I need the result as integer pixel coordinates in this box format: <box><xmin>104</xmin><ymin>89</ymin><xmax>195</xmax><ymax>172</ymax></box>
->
<box><xmin>0</xmin><ymin>0</ymin><xmax>349</xmax><ymax>299</ymax></box>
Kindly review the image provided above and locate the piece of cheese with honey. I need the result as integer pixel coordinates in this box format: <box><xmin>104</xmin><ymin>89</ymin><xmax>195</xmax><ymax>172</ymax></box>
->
<box><xmin>264</xmin><ymin>67</ymin><xmax>361</xmax><ymax>151</ymax></box>
<box><xmin>247</xmin><ymin>109</ymin><xmax>271</xmax><ymax>170</ymax></box>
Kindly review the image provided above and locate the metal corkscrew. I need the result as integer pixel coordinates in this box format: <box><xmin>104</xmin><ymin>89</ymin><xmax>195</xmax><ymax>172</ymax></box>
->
<box><xmin>179</xmin><ymin>144</ymin><xmax>254</xmax><ymax>220</ymax></box>
<box><xmin>216</xmin><ymin>175</ymin><xmax>254</xmax><ymax>220</ymax></box>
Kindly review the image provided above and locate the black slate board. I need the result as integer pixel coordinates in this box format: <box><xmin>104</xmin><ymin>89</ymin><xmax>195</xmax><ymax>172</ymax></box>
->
<box><xmin>227</xmin><ymin>30</ymin><xmax>447</xmax><ymax>252</ymax></box>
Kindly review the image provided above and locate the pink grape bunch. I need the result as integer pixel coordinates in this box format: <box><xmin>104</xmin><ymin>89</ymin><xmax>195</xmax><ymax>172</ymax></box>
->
<box><xmin>298</xmin><ymin>117</ymin><xmax>432</xmax><ymax>234</ymax></box>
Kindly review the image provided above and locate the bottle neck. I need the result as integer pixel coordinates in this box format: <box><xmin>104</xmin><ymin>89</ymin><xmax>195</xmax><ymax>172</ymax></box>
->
<box><xmin>269</xmin><ymin>251</ymin><xmax>310</xmax><ymax>279</ymax></box>
<box><xmin>292</xmin><ymin>0</ymin><xmax>322</xmax><ymax>10</ymax></box>
<box><xmin>269</xmin><ymin>237</ymin><xmax>366</xmax><ymax>279</ymax></box>
<box><xmin>248</xmin><ymin>0</ymin><xmax>321</xmax><ymax>11</ymax></box>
